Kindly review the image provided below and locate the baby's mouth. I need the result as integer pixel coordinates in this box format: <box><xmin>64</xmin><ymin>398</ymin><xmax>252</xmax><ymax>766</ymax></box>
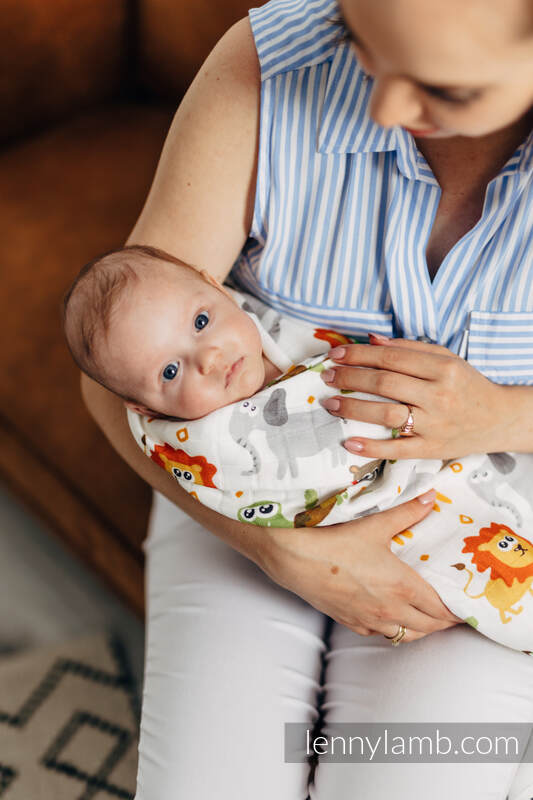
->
<box><xmin>226</xmin><ymin>357</ymin><xmax>244</xmax><ymax>388</ymax></box>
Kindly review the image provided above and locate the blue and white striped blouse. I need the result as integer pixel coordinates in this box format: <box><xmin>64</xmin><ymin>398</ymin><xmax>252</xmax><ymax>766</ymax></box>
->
<box><xmin>230</xmin><ymin>0</ymin><xmax>533</xmax><ymax>384</ymax></box>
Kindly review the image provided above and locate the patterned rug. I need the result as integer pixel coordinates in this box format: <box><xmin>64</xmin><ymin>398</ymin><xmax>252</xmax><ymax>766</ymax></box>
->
<box><xmin>0</xmin><ymin>633</ymin><xmax>139</xmax><ymax>799</ymax></box>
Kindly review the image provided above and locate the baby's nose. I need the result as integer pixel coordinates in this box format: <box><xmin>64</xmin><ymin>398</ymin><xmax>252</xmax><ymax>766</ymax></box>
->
<box><xmin>198</xmin><ymin>346</ymin><xmax>223</xmax><ymax>375</ymax></box>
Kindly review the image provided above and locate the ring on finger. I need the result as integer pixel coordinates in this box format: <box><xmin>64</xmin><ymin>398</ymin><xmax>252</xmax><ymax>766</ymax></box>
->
<box><xmin>398</xmin><ymin>405</ymin><xmax>415</xmax><ymax>437</ymax></box>
<box><xmin>383</xmin><ymin>624</ymin><xmax>407</xmax><ymax>646</ymax></box>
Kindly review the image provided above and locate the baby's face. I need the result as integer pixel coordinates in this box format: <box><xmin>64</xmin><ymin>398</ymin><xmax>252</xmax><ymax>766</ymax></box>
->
<box><xmin>101</xmin><ymin>263</ymin><xmax>265</xmax><ymax>419</ymax></box>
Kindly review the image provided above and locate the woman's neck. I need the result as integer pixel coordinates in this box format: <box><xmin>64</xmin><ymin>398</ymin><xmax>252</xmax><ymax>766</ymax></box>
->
<box><xmin>418</xmin><ymin>109</ymin><xmax>532</xmax><ymax>279</ymax></box>
<box><xmin>416</xmin><ymin>109</ymin><xmax>533</xmax><ymax>195</ymax></box>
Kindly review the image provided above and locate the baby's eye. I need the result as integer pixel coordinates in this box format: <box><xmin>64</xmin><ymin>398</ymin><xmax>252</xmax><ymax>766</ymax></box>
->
<box><xmin>194</xmin><ymin>311</ymin><xmax>210</xmax><ymax>331</ymax></box>
<box><xmin>162</xmin><ymin>361</ymin><xmax>179</xmax><ymax>382</ymax></box>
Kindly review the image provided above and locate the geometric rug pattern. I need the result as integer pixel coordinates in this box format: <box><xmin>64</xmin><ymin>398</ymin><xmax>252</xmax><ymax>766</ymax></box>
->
<box><xmin>0</xmin><ymin>634</ymin><xmax>139</xmax><ymax>799</ymax></box>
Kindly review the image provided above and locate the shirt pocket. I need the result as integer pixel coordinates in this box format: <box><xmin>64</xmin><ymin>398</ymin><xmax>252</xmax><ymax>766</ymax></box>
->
<box><xmin>465</xmin><ymin>310</ymin><xmax>533</xmax><ymax>385</ymax></box>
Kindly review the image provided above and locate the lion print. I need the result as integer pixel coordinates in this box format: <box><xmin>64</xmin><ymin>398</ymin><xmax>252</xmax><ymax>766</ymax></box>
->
<box><xmin>452</xmin><ymin>523</ymin><xmax>533</xmax><ymax>624</ymax></box>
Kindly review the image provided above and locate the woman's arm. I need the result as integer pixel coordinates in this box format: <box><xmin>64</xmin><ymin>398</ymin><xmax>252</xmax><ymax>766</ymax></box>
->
<box><xmin>82</xmin><ymin>17</ymin><xmax>459</xmax><ymax>640</ymax></box>
<box><xmin>82</xmin><ymin>373</ymin><xmax>459</xmax><ymax>641</ymax></box>
<box><xmin>125</xmin><ymin>17</ymin><xmax>260</xmax><ymax>279</ymax></box>
<box><xmin>83</xmin><ymin>15</ymin><xmax>266</xmax><ymax>561</ymax></box>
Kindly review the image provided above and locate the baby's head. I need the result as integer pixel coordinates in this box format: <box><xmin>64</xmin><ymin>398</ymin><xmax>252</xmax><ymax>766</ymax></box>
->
<box><xmin>63</xmin><ymin>245</ymin><xmax>265</xmax><ymax>419</ymax></box>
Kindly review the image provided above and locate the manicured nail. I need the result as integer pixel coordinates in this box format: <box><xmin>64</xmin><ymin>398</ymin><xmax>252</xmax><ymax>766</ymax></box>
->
<box><xmin>322</xmin><ymin>398</ymin><xmax>340</xmax><ymax>412</ymax></box>
<box><xmin>321</xmin><ymin>369</ymin><xmax>335</xmax><ymax>384</ymax></box>
<box><xmin>344</xmin><ymin>439</ymin><xmax>364</xmax><ymax>453</ymax></box>
<box><xmin>418</xmin><ymin>489</ymin><xmax>436</xmax><ymax>505</ymax></box>
<box><xmin>328</xmin><ymin>346</ymin><xmax>346</xmax><ymax>360</ymax></box>
<box><xmin>368</xmin><ymin>332</ymin><xmax>389</xmax><ymax>343</ymax></box>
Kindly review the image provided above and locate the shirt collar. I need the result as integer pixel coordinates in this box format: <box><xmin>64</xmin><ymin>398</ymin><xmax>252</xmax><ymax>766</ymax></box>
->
<box><xmin>317</xmin><ymin>44</ymin><xmax>398</xmax><ymax>156</ymax></box>
<box><xmin>317</xmin><ymin>43</ymin><xmax>533</xmax><ymax>179</ymax></box>
<box><xmin>317</xmin><ymin>44</ymin><xmax>436</xmax><ymax>183</ymax></box>
<box><xmin>500</xmin><ymin>126</ymin><xmax>533</xmax><ymax>175</ymax></box>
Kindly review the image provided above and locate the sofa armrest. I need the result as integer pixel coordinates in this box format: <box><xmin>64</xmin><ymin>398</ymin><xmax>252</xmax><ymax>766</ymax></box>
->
<box><xmin>0</xmin><ymin>0</ymin><xmax>130</xmax><ymax>145</ymax></box>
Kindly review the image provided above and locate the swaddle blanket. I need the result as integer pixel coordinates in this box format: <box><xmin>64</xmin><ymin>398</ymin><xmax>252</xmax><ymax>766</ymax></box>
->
<box><xmin>128</xmin><ymin>288</ymin><xmax>533</xmax><ymax>653</ymax></box>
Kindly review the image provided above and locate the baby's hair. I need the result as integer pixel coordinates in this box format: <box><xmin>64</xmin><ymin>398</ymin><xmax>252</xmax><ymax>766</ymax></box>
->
<box><xmin>62</xmin><ymin>244</ymin><xmax>198</xmax><ymax>399</ymax></box>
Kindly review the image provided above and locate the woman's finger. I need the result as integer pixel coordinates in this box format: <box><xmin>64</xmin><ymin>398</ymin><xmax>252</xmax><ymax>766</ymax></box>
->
<box><xmin>322</xmin><ymin>364</ymin><xmax>427</xmax><ymax>402</ymax></box>
<box><xmin>367</xmin><ymin>334</ymin><xmax>454</xmax><ymax>355</ymax></box>
<box><xmin>364</xmin><ymin>490</ymin><xmax>436</xmax><ymax>541</ymax></box>
<box><xmin>328</xmin><ymin>342</ymin><xmax>447</xmax><ymax>380</ymax></box>
<box><xmin>357</xmin><ymin>565</ymin><xmax>460</xmax><ymax>631</ymax></box>
<box><xmin>351</xmin><ymin>625</ymin><xmax>373</xmax><ymax>636</ymax></box>
<box><xmin>344</xmin><ymin>433</ymin><xmax>424</xmax><ymax>459</ymax></box>
<box><xmin>377</xmin><ymin>626</ymin><xmax>448</xmax><ymax>644</ymax></box>
<box><xmin>378</xmin><ymin>609</ymin><xmax>459</xmax><ymax>637</ymax></box>
<box><xmin>322</xmin><ymin>395</ymin><xmax>428</xmax><ymax>433</ymax></box>
<box><xmin>361</xmin><ymin>626</ymin><xmax>427</xmax><ymax>642</ymax></box>
<box><xmin>395</xmin><ymin>561</ymin><xmax>462</xmax><ymax>624</ymax></box>
<box><xmin>350</xmin><ymin>624</ymin><xmax>429</xmax><ymax>643</ymax></box>
<box><xmin>375</xmin><ymin>622</ymin><xmax>458</xmax><ymax>643</ymax></box>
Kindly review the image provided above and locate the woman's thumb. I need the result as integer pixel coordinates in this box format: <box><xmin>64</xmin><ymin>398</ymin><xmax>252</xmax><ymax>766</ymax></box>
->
<box><xmin>376</xmin><ymin>488</ymin><xmax>436</xmax><ymax>538</ymax></box>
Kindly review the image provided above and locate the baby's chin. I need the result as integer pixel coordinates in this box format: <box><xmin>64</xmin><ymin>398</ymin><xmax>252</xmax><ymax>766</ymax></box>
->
<box><xmin>232</xmin><ymin>358</ymin><xmax>270</xmax><ymax>399</ymax></box>
<box><xmin>231</xmin><ymin>381</ymin><xmax>264</xmax><ymax>407</ymax></box>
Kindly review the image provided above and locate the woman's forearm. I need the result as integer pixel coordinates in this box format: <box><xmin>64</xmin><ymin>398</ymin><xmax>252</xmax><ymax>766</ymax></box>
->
<box><xmin>81</xmin><ymin>373</ymin><xmax>459</xmax><ymax>638</ymax></box>
<box><xmin>81</xmin><ymin>373</ymin><xmax>273</xmax><ymax>569</ymax></box>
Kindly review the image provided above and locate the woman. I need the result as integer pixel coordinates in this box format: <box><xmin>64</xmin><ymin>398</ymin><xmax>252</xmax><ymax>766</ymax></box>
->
<box><xmin>83</xmin><ymin>0</ymin><xmax>533</xmax><ymax>797</ymax></box>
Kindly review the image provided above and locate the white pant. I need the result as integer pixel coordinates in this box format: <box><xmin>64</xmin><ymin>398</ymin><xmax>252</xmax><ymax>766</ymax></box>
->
<box><xmin>135</xmin><ymin>492</ymin><xmax>533</xmax><ymax>800</ymax></box>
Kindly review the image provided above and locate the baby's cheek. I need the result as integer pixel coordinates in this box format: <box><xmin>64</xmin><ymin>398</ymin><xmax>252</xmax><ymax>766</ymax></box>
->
<box><xmin>197</xmin><ymin>388</ymin><xmax>228</xmax><ymax>418</ymax></box>
<box><xmin>249</xmin><ymin>359</ymin><xmax>266</xmax><ymax>394</ymax></box>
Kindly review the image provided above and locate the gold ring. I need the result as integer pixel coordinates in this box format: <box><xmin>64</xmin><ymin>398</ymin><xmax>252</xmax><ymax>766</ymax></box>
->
<box><xmin>383</xmin><ymin>624</ymin><xmax>407</xmax><ymax>646</ymax></box>
<box><xmin>399</xmin><ymin>405</ymin><xmax>415</xmax><ymax>436</ymax></box>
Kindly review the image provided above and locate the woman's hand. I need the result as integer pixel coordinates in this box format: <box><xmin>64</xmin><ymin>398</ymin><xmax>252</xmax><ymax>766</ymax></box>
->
<box><xmin>259</xmin><ymin>489</ymin><xmax>462</xmax><ymax>642</ymax></box>
<box><xmin>321</xmin><ymin>335</ymin><xmax>509</xmax><ymax>460</ymax></box>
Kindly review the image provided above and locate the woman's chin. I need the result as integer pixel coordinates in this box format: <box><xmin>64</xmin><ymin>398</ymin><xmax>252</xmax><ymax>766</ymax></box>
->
<box><xmin>403</xmin><ymin>126</ymin><xmax>452</xmax><ymax>139</ymax></box>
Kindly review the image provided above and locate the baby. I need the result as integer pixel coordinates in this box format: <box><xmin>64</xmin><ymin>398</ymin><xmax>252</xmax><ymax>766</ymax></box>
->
<box><xmin>63</xmin><ymin>244</ymin><xmax>283</xmax><ymax>421</ymax></box>
<box><xmin>63</xmin><ymin>245</ymin><xmax>533</xmax><ymax>654</ymax></box>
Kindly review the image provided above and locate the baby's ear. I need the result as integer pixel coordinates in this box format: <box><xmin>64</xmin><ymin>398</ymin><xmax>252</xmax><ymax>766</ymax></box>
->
<box><xmin>123</xmin><ymin>399</ymin><xmax>152</xmax><ymax>417</ymax></box>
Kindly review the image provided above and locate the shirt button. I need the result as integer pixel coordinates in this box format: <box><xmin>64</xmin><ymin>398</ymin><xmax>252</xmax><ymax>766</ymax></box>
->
<box><xmin>417</xmin><ymin>336</ymin><xmax>434</xmax><ymax>343</ymax></box>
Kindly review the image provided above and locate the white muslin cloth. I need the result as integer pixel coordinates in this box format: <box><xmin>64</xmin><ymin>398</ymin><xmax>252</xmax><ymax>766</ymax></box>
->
<box><xmin>128</xmin><ymin>288</ymin><xmax>533</xmax><ymax>653</ymax></box>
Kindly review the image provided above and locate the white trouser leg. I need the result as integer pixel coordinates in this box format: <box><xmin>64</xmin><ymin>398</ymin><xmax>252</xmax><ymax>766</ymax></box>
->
<box><xmin>508</xmin><ymin>744</ymin><xmax>533</xmax><ymax>800</ymax></box>
<box><xmin>136</xmin><ymin>492</ymin><xmax>533</xmax><ymax>800</ymax></box>
<box><xmin>134</xmin><ymin>492</ymin><xmax>328</xmax><ymax>800</ymax></box>
<box><xmin>310</xmin><ymin>623</ymin><xmax>533</xmax><ymax>800</ymax></box>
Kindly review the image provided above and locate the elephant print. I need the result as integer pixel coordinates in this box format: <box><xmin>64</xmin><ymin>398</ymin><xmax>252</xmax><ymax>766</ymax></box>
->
<box><xmin>228</xmin><ymin>388</ymin><xmax>348</xmax><ymax>479</ymax></box>
<box><xmin>468</xmin><ymin>453</ymin><xmax>532</xmax><ymax>529</ymax></box>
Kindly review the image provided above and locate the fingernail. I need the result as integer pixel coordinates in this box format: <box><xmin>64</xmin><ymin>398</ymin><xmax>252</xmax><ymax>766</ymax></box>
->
<box><xmin>321</xmin><ymin>369</ymin><xmax>335</xmax><ymax>384</ymax></box>
<box><xmin>321</xmin><ymin>398</ymin><xmax>340</xmax><ymax>412</ymax></box>
<box><xmin>328</xmin><ymin>346</ymin><xmax>346</xmax><ymax>360</ymax></box>
<box><xmin>418</xmin><ymin>489</ymin><xmax>436</xmax><ymax>505</ymax></box>
<box><xmin>345</xmin><ymin>439</ymin><xmax>364</xmax><ymax>453</ymax></box>
<box><xmin>368</xmin><ymin>332</ymin><xmax>389</xmax><ymax>343</ymax></box>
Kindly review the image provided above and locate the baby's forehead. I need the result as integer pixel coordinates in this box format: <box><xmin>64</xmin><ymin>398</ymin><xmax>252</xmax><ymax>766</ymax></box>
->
<box><xmin>110</xmin><ymin>260</ymin><xmax>219</xmax><ymax>332</ymax></box>
<box><xmin>134</xmin><ymin>257</ymin><xmax>210</xmax><ymax>292</ymax></box>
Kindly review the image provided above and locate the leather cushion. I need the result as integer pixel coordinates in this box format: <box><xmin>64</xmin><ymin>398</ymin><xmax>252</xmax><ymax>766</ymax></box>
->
<box><xmin>0</xmin><ymin>105</ymin><xmax>173</xmax><ymax>573</ymax></box>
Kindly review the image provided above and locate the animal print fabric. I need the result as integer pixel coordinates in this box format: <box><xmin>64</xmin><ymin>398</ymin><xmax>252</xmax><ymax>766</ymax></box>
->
<box><xmin>127</xmin><ymin>289</ymin><xmax>533</xmax><ymax>653</ymax></box>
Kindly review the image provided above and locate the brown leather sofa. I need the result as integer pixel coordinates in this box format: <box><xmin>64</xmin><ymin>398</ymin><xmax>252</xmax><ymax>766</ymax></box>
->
<box><xmin>0</xmin><ymin>0</ymin><xmax>253</xmax><ymax>615</ymax></box>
